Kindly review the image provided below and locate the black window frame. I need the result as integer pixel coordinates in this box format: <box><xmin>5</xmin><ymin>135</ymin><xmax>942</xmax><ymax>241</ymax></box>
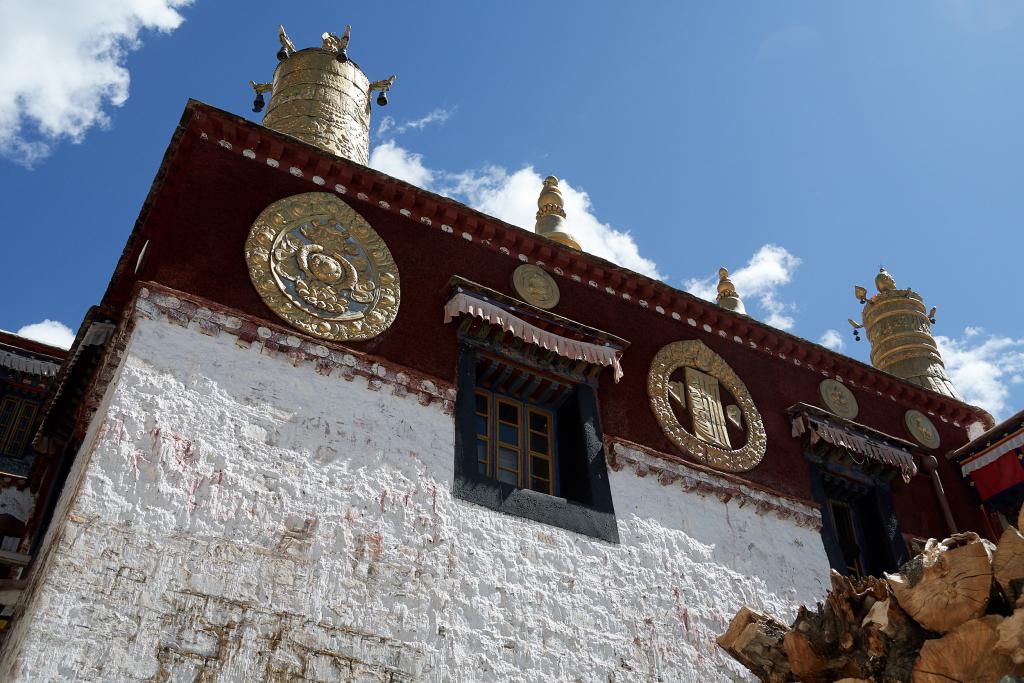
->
<box><xmin>0</xmin><ymin>394</ymin><xmax>39</xmax><ymax>458</ymax></box>
<box><xmin>808</xmin><ymin>459</ymin><xmax>909</xmax><ymax>577</ymax></box>
<box><xmin>453</xmin><ymin>341</ymin><xmax>619</xmax><ymax>543</ymax></box>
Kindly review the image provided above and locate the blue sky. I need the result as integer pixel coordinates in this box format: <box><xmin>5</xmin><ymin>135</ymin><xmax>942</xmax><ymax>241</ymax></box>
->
<box><xmin>2</xmin><ymin>1</ymin><xmax>1023</xmax><ymax>419</ymax></box>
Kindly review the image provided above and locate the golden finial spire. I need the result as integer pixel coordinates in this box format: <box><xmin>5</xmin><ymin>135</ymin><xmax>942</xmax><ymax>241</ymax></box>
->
<box><xmin>849</xmin><ymin>267</ymin><xmax>961</xmax><ymax>399</ymax></box>
<box><xmin>875</xmin><ymin>266</ymin><xmax>896</xmax><ymax>292</ymax></box>
<box><xmin>534</xmin><ymin>176</ymin><xmax>580</xmax><ymax>250</ymax></box>
<box><xmin>716</xmin><ymin>267</ymin><xmax>746</xmax><ymax>314</ymax></box>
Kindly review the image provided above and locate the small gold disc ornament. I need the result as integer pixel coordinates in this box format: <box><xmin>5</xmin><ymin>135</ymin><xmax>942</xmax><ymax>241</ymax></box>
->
<box><xmin>819</xmin><ymin>379</ymin><xmax>859</xmax><ymax>420</ymax></box>
<box><xmin>512</xmin><ymin>264</ymin><xmax>560</xmax><ymax>309</ymax></box>
<box><xmin>647</xmin><ymin>340</ymin><xmax>766</xmax><ymax>472</ymax></box>
<box><xmin>905</xmin><ymin>409</ymin><xmax>941</xmax><ymax>449</ymax></box>
<box><xmin>245</xmin><ymin>192</ymin><xmax>400</xmax><ymax>341</ymax></box>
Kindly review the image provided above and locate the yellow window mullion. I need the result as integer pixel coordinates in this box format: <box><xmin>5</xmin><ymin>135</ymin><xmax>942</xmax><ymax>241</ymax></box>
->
<box><xmin>475</xmin><ymin>390</ymin><xmax>492</xmax><ymax>478</ymax></box>
<box><xmin>526</xmin><ymin>407</ymin><xmax>554</xmax><ymax>495</ymax></box>
<box><xmin>0</xmin><ymin>397</ymin><xmax>20</xmax><ymax>454</ymax></box>
<box><xmin>495</xmin><ymin>397</ymin><xmax>522</xmax><ymax>486</ymax></box>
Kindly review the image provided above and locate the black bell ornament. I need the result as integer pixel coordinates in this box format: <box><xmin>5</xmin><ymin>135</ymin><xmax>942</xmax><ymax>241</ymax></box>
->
<box><xmin>252</xmin><ymin>92</ymin><xmax>265</xmax><ymax>113</ymax></box>
<box><xmin>377</xmin><ymin>91</ymin><xmax>388</xmax><ymax>106</ymax></box>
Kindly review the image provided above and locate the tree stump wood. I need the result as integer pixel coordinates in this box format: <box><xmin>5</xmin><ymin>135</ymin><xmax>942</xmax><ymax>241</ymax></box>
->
<box><xmin>995</xmin><ymin>609</ymin><xmax>1024</xmax><ymax>666</ymax></box>
<box><xmin>782</xmin><ymin>571</ymin><xmax>925</xmax><ymax>682</ymax></box>
<box><xmin>912</xmin><ymin>614</ymin><xmax>1024</xmax><ymax>682</ymax></box>
<box><xmin>716</xmin><ymin>606</ymin><xmax>791</xmax><ymax>683</ymax></box>
<box><xmin>718</xmin><ymin>530</ymin><xmax>1020</xmax><ymax>682</ymax></box>
<box><xmin>886</xmin><ymin>533</ymin><xmax>993</xmax><ymax>634</ymax></box>
<box><xmin>995</xmin><ymin>527</ymin><xmax>1024</xmax><ymax>606</ymax></box>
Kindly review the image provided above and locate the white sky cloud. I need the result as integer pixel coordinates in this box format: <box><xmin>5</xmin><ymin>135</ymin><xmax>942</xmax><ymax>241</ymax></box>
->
<box><xmin>376</xmin><ymin>116</ymin><xmax>394</xmax><ymax>137</ymax></box>
<box><xmin>819</xmin><ymin>329</ymin><xmax>845</xmax><ymax>352</ymax></box>
<box><xmin>369</xmin><ymin>141</ymin><xmax>660</xmax><ymax>278</ymax></box>
<box><xmin>684</xmin><ymin>244</ymin><xmax>802</xmax><ymax>330</ymax></box>
<box><xmin>0</xmin><ymin>0</ymin><xmax>192</xmax><ymax>166</ymax></box>
<box><xmin>376</xmin><ymin>107</ymin><xmax>455</xmax><ymax>137</ymax></box>
<box><xmin>16</xmin><ymin>319</ymin><xmax>75</xmax><ymax>349</ymax></box>
<box><xmin>368</xmin><ymin>140</ymin><xmax>435</xmax><ymax>188</ymax></box>
<box><xmin>936</xmin><ymin>328</ymin><xmax>1024</xmax><ymax>420</ymax></box>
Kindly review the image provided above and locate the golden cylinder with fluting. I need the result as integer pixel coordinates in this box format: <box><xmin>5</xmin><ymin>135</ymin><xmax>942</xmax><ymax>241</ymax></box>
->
<box><xmin>858</xmin><ymin>270</ymin><xmax>960</xmax><ymax>399</ymax></box>
<box><xmin>261</xmin><ymin>48</ymin><xmax>371</xmax><ymax>164</ymax></box>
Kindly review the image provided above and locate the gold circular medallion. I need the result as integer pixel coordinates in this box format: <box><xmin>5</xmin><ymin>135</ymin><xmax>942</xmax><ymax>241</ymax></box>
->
<box><xmin>819</xmin><ymin>379</ymin><xmax>859</xmax><ymax>420</ymax></box>
<box><xmin>647</xmin><ymin>340</ymin><xmax>766</xmax><ymax>472</ymax></box>
<box><xmin>245</xmin><ymin>192</ymin><xmax>400</xmax><ymax>341</ymax></box>
<box><xmin>905</xmin><ymin>409</ymin><xmax>940</xmax><ymax>449</ymax></box>
<box><xmin>512</xmin><ymin>264</ymin><xmax>560</xmax><ymax>309</ymax></box>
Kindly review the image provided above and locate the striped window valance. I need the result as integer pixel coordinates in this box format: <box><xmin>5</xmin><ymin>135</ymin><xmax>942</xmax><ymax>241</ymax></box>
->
<box><xmin>444</xmin><ymin>291</ymin><xmax>624</xmax><ymax>382</ymax></box>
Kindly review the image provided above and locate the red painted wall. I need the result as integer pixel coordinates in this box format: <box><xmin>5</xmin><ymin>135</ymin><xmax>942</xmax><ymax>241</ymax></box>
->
<box><xmin>109</xmin><ymin>111</ymin><xmax>986</xmax><ymax>542</ymax></box>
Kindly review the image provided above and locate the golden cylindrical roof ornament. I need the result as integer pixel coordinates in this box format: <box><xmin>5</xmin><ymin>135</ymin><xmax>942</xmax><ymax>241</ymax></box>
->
<box><xmin>251</xmin><ymin>25</ymin><xmax>394</xmax><ymax>165</ymax></box>
<box><xmin>852</xmin><ymin>268</ymin><xmax>961</xmax><ymax>399</ymax></box>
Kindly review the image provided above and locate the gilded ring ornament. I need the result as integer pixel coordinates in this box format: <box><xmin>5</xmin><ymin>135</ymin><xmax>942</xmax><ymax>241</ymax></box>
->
<box><xmin>647</xmin><ymin>340</ymin><xmax>767</xmax><ymax>472</ymax></box>
<box><xmin>905</xmin><ymin>409</ymin><xmax>940</xmax><ymax>449</ymax></box>
<box><xmin>512</xmin><ymin>264</ymin><xmax>560</xmax><ymax>309</ymax></box>
<box><xmin>819</xmin><ymin>378</ymin><xmax>859</xmax><ymax>420</ymax></box>
<box><xmin>245</xmin><ymin>192</ymin><xmax>400</xmax><ymax>341</ymax></box>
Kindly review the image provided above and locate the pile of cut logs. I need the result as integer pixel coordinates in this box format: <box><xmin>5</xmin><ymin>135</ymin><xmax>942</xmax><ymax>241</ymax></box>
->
<box><xmin>718</xmin><ymin>516</ymin><xmax>1024</xmax><ymax>682</ymax></box>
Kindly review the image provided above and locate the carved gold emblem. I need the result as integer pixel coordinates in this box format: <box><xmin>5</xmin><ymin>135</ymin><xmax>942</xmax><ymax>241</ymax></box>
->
<box><xmin>905</xmin><ymin>409</ymin><xmax>940</xmax><ymax>449</ymax></box>
<box><xmin>648</xmin><ymin>340</ymin><xmax>766</xmax><ymax>472</ymax></box>
<box><xmin>670</xmin><ymin>367</ymin><xmax>733</xmax><ymax>448</ymax></box>
<box><xmin>819</xmin><ymin>378</ymin><xmax>859</xmax><ymax>420</ymax></box>
<box><xmin>725</xmin><ymin>404</ymin><xmax>743</xmax><ymax>429</ymax></box>
<box><xmin>245</xmin><ymin>192</ymin><xmax>400</xmax><ymax>341</ymax></box>
<box><xmin>512</xmin><ymin>264</ymin><xmax>560</xmax><ymax>309</ymax></box>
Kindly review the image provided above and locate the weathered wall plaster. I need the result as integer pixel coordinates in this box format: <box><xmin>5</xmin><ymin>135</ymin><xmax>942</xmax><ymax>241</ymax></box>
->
<box><xmin>0</xmin><ymin>487</ymin><xmax>33</xmax><ymax>525</ymax></box>
<box><xmin>0</xmin><ymin>314</ymin><xmax>830</xmax><ymax>682</ymax></box>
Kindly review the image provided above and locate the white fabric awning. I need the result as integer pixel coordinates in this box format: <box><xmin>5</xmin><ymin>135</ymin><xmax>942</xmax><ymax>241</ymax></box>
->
<box><xmin>792</xmin><ymin>413</ymin><xmax>918</xmax><ymax>482</ymax></box>
<box><xmin>0</xmin><ymin>349</ymin><xmax>60</xmax><ymax>377</ymax></box>
<box><xmin>444</xmin><ymin>291</ymin><xmax>624</xmax><ymax>382</ymax></box>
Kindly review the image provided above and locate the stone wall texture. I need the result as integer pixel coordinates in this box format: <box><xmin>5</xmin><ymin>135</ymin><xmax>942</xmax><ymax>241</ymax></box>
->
<box><xmin>0</xmin><ymin>314</ymin><xmax>830</xmax><ymax>682</ymax></box>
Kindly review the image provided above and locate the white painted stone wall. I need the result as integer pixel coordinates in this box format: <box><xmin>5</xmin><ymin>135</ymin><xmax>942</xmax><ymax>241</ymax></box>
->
<box><xmin>0</xmin><ymin>487</ymin><xmax>33</xmax><ymax>551</ymax></box>
<box><xmin>0</xmin><ymin>314</ymin><xmax>831</xmax><ymax>682</ymax></box>
<box><xmin>0</xmin><ymin>487</ymin><xmax>33</xmax><ymax>525</ymax></box>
